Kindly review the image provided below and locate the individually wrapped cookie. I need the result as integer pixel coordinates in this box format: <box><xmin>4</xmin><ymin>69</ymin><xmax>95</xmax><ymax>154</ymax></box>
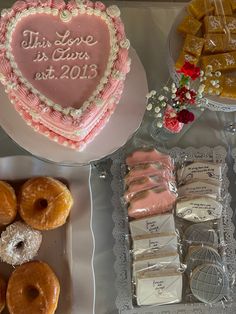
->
<box><xmin>128</xmin><ymin>187</ymin><xmax>177</xmax><ymax>219</ymax></box>
<box><xmin>177</xmin><ymin>179</ymin><xmax>222</xmax><ymax>199</ymax></box>
<box><xmin>125</xmin><ymin>177</ymin><xmax>176</xmax><ymax>202</ymax></box>
<box><xmin>133</xmin><ymin>251</ymin><xmax>181</xmax><ymax>278</ymax></box>
<box><xmin>129</xmin><ymin>213</ymin><xmax>176</xmax><ymax>236</ymax></box>
<box><xmin>124</xmin><ymin>163</ymin><xmax>174</xmax><ymax>186</ymax></box>
<box><xmin>183</xmin><ymin>222</ymin><xmax>219</xmax><ymax>248</ymax></box>
<box><xmin>177</xmin><ymin>161</ymin><xmax>224</xmax><ymax>185</ymax></box>
<box><xmin>125</xmin><ymin>148</ymin><xmax>174</xmax><ymax>170</ymax></box>
<box><xmin>189</xmin><ymin>263</ymin><xmax>229</xmax><ymax>304</ymax></box>
<box><xmin>134</xmin><ymin>269</ymin><xmax>182</xmax><ymax>306</ymax></box>
<box><xmin>176</xmin><ymin>195</ymin><xmax>223</xmax><ymax>222</ymax></box>
<box><xmin>132</xmin><ymin>232</ymin><xmax>178</xmax><ymax>256</ymax></box>
<box><xmin>185</xmin><ymin>245</ymin><xmax>223</xmax><ymax>275</ymax></box>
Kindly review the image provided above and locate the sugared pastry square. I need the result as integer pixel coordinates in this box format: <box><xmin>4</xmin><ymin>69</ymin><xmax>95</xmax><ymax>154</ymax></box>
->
<box><xmin>201</xmin><ymin>51</ymin><xmax>236</xmax><ymax>72</ymax></box>
<box><xmin>204</xmin><ymin>33</ymin><xmax>236</xmax><ymax>53</ymax></box>
<box><xmin>204</xmin><ymin>34</ymin><xmax>225</xmax><ymax>53</ymax></box>
<box><xmin>136</xmin><ymin>270</ymin><xmax>182</xmax><ymax>305</ymax></box>
<box><xmin>177</xmin><ymin>15</ymin><xmax>202</xmax><ymax>35</ymax></box>
<box><xmin>229</xmin><ymin>0</ymin><xmax>236</xmax><ymax>11</ymax></box>
<box><xmin>175</xmin><ymin>51</ymin><xmax>199</xmax><ymax>70</ymax></box>
<box><xmin>204</xmin><ymin>16</ymin><xmax>236</xmax><ymax>33</ymax></box>
<box><xmin>204</xmin><ymin>74</ymin><xmax>224</xmax><ymax>96</ymax></box>
<box><xmin>213</xmin><ymin>0</ymin><xmax>233</xmax><ymax>15</ymax></box>
<box><xmin>188</xmin><ymin>0</ymin><xmax>214</xmax><ymax>20</ymax></box>
<box><xmin>183</xmin><ymin>35</ymin><xmax>205</xmax><ymax>58</ymax></box>
<box><xmin>221</xmin><ymin>76</ymin><xmax>236</xmax><ymax>98</ymax></box>
<box><xmin>204</xmin><ymin>16</ymin><xmax>225</xmax><ymax>33</ymax></box>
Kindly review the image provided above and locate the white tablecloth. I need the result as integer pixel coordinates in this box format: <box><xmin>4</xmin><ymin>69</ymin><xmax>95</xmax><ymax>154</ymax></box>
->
<box><xmin>1</xmin><ymin>2</ymin><xmax>236</xmax><ymax>314</ymax></box>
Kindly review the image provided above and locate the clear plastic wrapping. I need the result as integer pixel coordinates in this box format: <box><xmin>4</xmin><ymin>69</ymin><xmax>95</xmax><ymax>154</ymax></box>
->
<box><xmin>111</xmin><ymin>146</ymin><xmax>236</xmax><ymax>313</ymax></box>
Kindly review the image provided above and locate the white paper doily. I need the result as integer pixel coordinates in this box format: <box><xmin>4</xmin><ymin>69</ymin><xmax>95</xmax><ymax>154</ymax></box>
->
<box><xmin>0</xmin><ymin>48</ymin><xmax>148</xmax><ymax>165</ymax></box>
<box><xmin>167</xmin><ymin>8</ymin><xmax>236</xmax><ymax>112</ymax></box>
<box><xmin>111</xmin><ymin>146</ymin><xmax>236</xmax><ymax>314</ymax></box>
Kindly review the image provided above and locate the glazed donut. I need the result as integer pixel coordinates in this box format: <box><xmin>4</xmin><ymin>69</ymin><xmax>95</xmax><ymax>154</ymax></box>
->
<box><xmin>19</xmin><ymin>177</ymin><xmax>73</xmax><ymax>230</ymax></box>
<box><xmin>0</xmin><ymin>274</ymin><xmax>6</xmax><ymax>313</ymax></box>
<box><xmin>0</xmin><ymin>181</ymin><xmax>17</xmax><ymax>225</ymax></box>
<box><xmin>6</xmin><ymin>261</ymin><xmax>60</xmax><ymax>314</ymax></box>
<box><xmin>0</xmin><ymin>221</ymin><xmax>42</xmax><ymax>266</ymax></box>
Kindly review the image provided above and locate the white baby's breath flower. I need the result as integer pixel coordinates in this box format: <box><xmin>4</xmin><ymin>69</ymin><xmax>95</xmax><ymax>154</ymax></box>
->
<box><xmin>158</xmin><ymin>95</ymin><xmax>165</xmax><ymax>101</ymax></box>
<box><xmin>198</xmin><ymin>84</ymin><xmax>205</xmax><ymax>93</ymax></box>
<box><xmin>206</xmin><ymin>65</ymin><xmax>213</xmax><ymax>72</ymax></box>
<box><xmin>161</xmin><ymin>102</ymin><xmax>167</xmax><ymax>108</ymax></box>
<box><xmin>146</xmin><ymin>103</ymin><xmax>153</xmax><ymax>111</ymax></box>
<box><xmin>156</xmin><ymin>113</ymin><xmax>162</xmax><ymax>118</ymax></box>
<box><xmin>210</xmin><ymin>80</ymin><xmax>217</xmax><ymax>86</ymax></box>
<box><xmin>185</xmin><ymin>92</ymin><xmax>191</xmax><ymax>99</ymax></box>
<box><xmin>163</xmin><ymin>86</ymin><xmax>169</xmax><ymax>92</ymax></box>
<box><xmin>156</xmin><ymin>121</ymin><xmax>163</xmax><ymax>128</ymax></box>
<box><xmin>215</xmin><ymin>71</ymin><xmax>221</xmax><ymax>77</ymax></box>
<box><xmin>200</xmin><ymin>70</ymin><xmax>204</xmax><ymax>77</ymax></box>
<box><xmin>171</xmin><ymin>94</ymin><xmax>176</xmax><ymax>99</ymax></box>
<box><xmin>154</xmin><ymin>107</ymin><xmax>161</xmax><ymax>113</ymax></box>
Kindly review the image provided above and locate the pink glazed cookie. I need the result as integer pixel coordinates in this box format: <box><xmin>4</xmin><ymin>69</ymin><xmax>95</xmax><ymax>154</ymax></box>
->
<box><xmin>0</xmin><ymin>0</ymin><xmax>131</xmax><ymax>150</ymax></box>
<box><xmin>128</xmin><ymin>188</ymin><xmax>177</xmax><ymax>219</ymax></box>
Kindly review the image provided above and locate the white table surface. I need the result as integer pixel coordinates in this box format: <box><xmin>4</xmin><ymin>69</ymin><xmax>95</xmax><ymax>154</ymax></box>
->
<box><xmin>1</xmin><ymin>1</ymin><xmax>236</xmax><ymax>314</ymax></box>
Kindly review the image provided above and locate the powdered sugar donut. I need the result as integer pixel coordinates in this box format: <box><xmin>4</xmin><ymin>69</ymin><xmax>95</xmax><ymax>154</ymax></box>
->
<box><xmin>0</xmin><ymin>221</ymin><xmax>42</xmax><ymax>266</ymax></box>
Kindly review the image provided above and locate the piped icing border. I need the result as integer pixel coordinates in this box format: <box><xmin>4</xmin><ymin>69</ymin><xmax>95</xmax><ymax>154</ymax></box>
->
<box><xmin>0</xmin><ymin>0</ymin><xmax>131</xmax><ymax>132</ymax></box>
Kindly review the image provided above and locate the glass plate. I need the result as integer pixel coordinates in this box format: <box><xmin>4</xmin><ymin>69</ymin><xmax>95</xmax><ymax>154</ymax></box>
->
<box><xmin>111</xmin><ymin>146</ymin><xmax>236</xmax><ymax>314</ymax></box>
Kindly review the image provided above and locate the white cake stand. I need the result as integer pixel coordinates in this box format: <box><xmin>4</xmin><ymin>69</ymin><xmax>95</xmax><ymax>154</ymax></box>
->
<box><xmin>0</xmin><ymin>48</ymin><xmax>148</xmax><ymax>164</ymax></box>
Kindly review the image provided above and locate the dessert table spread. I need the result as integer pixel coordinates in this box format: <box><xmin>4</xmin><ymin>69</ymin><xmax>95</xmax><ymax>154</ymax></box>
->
<box><xmin>1</xmin><ymin>1</ymin><xmax>236</xmax><ymax>314</ymax></box>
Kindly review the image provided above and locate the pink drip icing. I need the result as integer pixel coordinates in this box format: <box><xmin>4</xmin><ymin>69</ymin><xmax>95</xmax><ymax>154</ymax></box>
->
<box><xmin>0</xmin><ymin>58</ymin><xmax>12</xmax><ymax>77</ymax></box>
<box><xmin>25</xmin><ymin>0</ymin><xmax>39</xmax><ymax>8</ymax></box>
<box><xmin>67</xmin><ymin>0</ymin><xmax>77</xmax><ymax>10</ymax></box>
<box><xmin>94</xmin><ymin>1</ymin><xmax>106</xmax><ymax>11</ymax></box>
<box><xmin>12</xmin><ymin>1</ymin><xmax>28</xmax><ymax>12</ymax></box>
<box><xmin>50</xmin><ymin>110</ymin><xmax>62</xmax><ymax>121</ymax></box>
<box><xmin>62</xmin><ymin>115</ymin><xmax>73</xmax><ymax>125</ymax></box>
<box><xmin>83</xmin><ymin>0</ymin><xmax>94</xmax><ymax>8</ymax></box>
<box><xmin>50</xmin><ymin>0</ymin><xmax>66</xmax><ymax>9</ymax></box>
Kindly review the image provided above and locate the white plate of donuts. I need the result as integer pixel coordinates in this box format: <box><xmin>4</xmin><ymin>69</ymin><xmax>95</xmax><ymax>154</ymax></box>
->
<box><xmin>0</xmin><ymin>155</ymin><xmax>94</xmax><ymax>314</ymax></box>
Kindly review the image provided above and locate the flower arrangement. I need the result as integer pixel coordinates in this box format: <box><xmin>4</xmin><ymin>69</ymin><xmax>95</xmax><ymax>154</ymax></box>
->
<box><xmin>146</xmin><ymin>61</ymin><xmax>209</xmax><ymax>134</ymax></box>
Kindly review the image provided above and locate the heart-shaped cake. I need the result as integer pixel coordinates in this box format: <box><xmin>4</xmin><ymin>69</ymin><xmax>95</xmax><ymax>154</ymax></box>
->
<box><xmin>0</xmin><ymin>0</ymin><xmax>131</xmax><ymax>150</ymax></box>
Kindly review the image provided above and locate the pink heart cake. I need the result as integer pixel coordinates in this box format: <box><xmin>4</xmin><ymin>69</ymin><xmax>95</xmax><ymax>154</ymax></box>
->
<box><xmin>0</xmin><ymin>0</ymin><xmax>131</xmax><ymax>150</ymax></box>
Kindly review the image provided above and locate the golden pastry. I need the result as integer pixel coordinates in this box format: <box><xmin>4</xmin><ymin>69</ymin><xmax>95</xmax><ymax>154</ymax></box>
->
<box><xmin>177</xmin><ymin>15</ymin><xmax>202</xmax><ymax>35</ymax></box>
<box><xmin>19</xmin><ymin>177</ymin><xmax>73</xmax><ymax>230</ymax></box>
<box><xmin>0</xmin><ymin>181</ymin><xmax>17</xmax><ymax>225</ymax></box>
<box><xmin>6</xmin><ymin>261</ymin><xmax>60</xmax><ymax>314</ymax></box>
<box><xmin>201</xmin><ymin>51</ymin><xmax>236</xmax><ymax>71</ymax></box>
<box><xmin>188</xmin><ymin>0</ymin><xmax>214</xmax><ymax>20</ymax></box>
<box><xmin>183</xmin><ymin>34</ymin><xmax>205</xmax><ymax>58</ymax></box>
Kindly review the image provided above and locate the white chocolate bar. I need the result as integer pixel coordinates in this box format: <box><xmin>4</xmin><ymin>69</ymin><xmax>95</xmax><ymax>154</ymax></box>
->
<box><xmin>177</xmin><ymin>180</ymin><xmax>221</xmax><ymax>198</ymax></box>
<box><xmin>129</xmin><ymin>213</ymin><xmax>176</xmax><ymax>236</ymax></box>
<box><xmin>132</xmin><ymin>233</ymin><xmax>178</xmax><ymax>256</ymax></box>
<box><xmin>176</xmin><ymin>196</ymin><xmax>222</xmax><ymax>222</ymax></box>
<box><xmin>136</xmin><ymin>270</ymin><xmax>182</xmax><ymax>305</ymax></box>
<box><xmin>133</xmin><ymin>252</ymin><xmax>180</xmax><ymax>277</ymax></box>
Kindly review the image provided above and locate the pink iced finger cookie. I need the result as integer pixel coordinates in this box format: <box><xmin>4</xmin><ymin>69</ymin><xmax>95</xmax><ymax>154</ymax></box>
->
<box><xmin>128</xmin><ymin>188</ymin><xmax>177</xmax><ymax>219</ymax></box>
<box><xmin>125</xmin><ymin>149</ymin><xmax>174</xmax><ymax>169</ymax></box>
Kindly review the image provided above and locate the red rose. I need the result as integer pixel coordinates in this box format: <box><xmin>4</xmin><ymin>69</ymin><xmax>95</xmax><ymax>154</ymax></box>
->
<box><xmin>163</xmin><ymin>106</ymin><xmax>183</xmax><ymax>133</ymax></box>
<box><xmin>175</xmin><ymin>87</ymin><xmax>197</xmax><ymax>105</ymax></box>
<box><xmin>177</xmin><ymin>61</ymin><xmax>201</xmax><ymax>80</ymax></box>
<box><xmin>177</xmin><ymin>109</ymin><xmax>195</xmax><ymax>124</ymax></box>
